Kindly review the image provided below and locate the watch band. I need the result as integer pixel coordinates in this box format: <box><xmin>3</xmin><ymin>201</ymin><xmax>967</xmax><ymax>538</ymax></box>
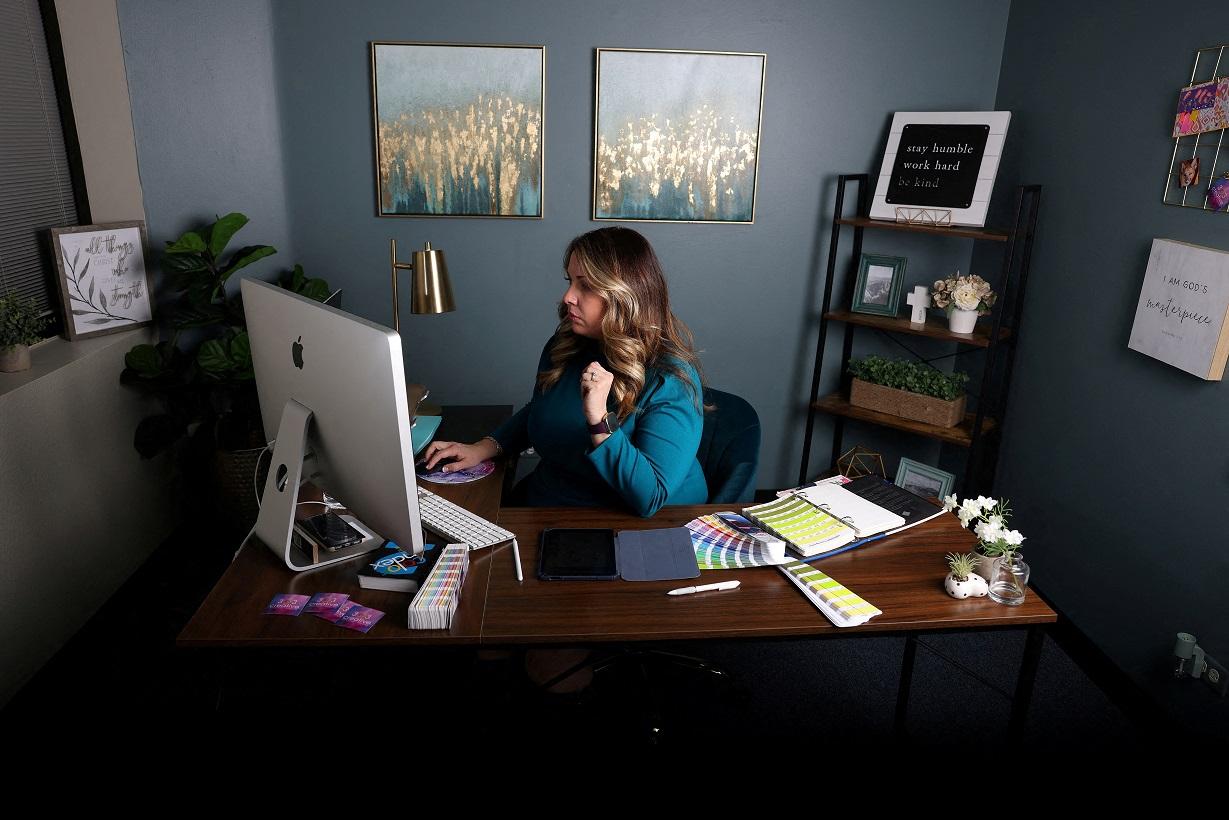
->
<box><xmin>587</xmin><ymin>412</ymin><xmax>618</xmax><ymax>435</ymax></box>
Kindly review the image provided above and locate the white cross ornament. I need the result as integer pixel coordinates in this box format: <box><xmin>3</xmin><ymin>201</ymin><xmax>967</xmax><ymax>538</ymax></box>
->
<box><xmin>906</xmin><ymin>286</ymin><xmax>929</xmax><ymax>326</ymax></box>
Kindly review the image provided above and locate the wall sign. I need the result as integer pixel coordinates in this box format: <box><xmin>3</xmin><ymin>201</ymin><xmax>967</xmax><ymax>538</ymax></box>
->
<box><xmin>49</xmin><ymin>221</ymin><xmax>153</xmax><ymax>341</ymax></box>
<box><xmin>870</xmin><ymin>111</ymin><xmax>1011</xmax><ymax>227</ymax></box>
<box><xmin>1128</xmin><ymin>238</ymin><xmax>1229</xmax><ymax>380</ymax></box>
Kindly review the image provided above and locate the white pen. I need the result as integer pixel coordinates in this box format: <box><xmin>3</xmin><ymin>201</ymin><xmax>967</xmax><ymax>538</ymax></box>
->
<box><xmin>667</xmin><ymin>580</ymin><xmax>740</xmax><ymax>596</ymax></box>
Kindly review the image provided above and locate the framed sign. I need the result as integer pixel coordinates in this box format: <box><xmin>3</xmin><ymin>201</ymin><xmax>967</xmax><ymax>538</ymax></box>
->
<box><xmin>371</xmin><ymin>42</ymin><xmax>545</xmax><ymax>218</ymax></box>
<box><xmin>594</xmin><ymin>48</ymin><xmax>765</xmax><ymax>223</ymax></box>
<box><xmin>870</xmin><ymin>111</ymin><xmax>1011</xmax><ymax>227</ymax></box>
<box><xmin>49</xmin><ymin>221</ymin><xmax>154</xmax><ymax>341</ymax></box>
<box><xmin>851</xmin><ymin>253</ymin><xmax>907</xmax><ymax>317</ymax></box>
<box><xmin>1128</xmin><ymin>238</ymin><xmax>1229</xmax><ymax>380</ymax></box>
<box><xmin>895</xmin><ymin>457</ymin><xmax>954</xmax><ymax>501</ymax></box>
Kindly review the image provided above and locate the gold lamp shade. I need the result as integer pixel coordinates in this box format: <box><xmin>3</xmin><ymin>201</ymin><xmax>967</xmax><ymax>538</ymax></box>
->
<box><xmin>389</xmin><ymin>239</ymin><xmax>456</xmax><ymax>332</ymax></box>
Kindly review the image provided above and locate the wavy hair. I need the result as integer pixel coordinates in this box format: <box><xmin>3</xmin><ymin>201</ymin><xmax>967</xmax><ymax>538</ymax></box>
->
<box><xmin>538</xmin><ymin>227</ymin><xmax>702</xmax><ymax>420</ymax></box>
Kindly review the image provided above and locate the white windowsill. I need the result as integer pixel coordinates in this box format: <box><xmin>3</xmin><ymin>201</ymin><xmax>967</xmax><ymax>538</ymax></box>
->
<box><xmin>0</xmin><ymin>327</ymin><xmax>153</xmax><ymax>402</ymax></box>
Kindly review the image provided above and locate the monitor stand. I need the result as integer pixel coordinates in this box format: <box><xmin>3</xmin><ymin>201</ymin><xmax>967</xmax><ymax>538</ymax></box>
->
<box><xmin>252</xmin><ymin>399</ymin><xmax>383</xmax><ymax>571</ymax></box>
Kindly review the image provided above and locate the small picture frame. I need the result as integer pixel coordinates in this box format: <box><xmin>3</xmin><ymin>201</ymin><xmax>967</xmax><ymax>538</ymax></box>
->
<box><xmin>895</xmin><ymin>457</ymin><xmax>955</xmax><ymax>501</ymax></box>
<box><xmin>49</xmin><ymin>221</ymin><xmax>154</xmax><ymax>341</ymax></box>
<box><xmin>851</xmin><ymin>253</ymin><xmax>906</xmax><ymax>316</ymax></box>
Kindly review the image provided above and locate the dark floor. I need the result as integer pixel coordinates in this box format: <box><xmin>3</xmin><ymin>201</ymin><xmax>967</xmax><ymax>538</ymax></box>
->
<box><xmin>0</xmin><ymin>522</ymin><xmax>1159</xmax><ymax>747</ymax></box>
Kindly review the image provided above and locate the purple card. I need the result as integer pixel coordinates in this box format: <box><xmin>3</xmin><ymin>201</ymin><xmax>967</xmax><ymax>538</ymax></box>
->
<box><xmin>304</xmin><ymin>592</ymin><xmax>350</xmax><ymax>615</ymax></box>
<box><xmin>264</xmin><ymin>594</ymin><xmax>310</xmax><ymax>616</ymax></box>
<box><xmin>335</xmin><ymin>605</ymin><xmax>385</xmax><ymax>633</ymax></box>
<box><xmin>314</xmin><ymin>600</ymin><xmax>358</xmax><ymax>624</ymax></box>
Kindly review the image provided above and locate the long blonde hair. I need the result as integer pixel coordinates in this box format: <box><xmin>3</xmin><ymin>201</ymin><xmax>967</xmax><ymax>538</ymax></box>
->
<box><xmin>538</xmin><ymin>227</ymin><xmax>702</xmax><ymax>420</ymax></box>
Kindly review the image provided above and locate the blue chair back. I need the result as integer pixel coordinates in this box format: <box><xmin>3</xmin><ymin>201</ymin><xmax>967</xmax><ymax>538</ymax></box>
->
<box><xmin>697</xmin><ymin>388</ymin><xmax>761</xmax><ymax>504</ymax></box>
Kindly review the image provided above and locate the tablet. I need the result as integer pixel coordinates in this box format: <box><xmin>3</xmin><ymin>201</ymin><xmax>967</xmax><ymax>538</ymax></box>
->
<box><xmin>538</xmin><ymin>528</ymin><xmax>618</xmax><ymax>580</ymax></box>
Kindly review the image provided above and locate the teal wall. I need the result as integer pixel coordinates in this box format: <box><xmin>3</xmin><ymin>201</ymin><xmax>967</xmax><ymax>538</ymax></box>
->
<box><xmin>117</xmin><ymin>0</ymin><xmax>1011</xmax><ymax>489</ymax></box>
<box><xmin>992</xmin><ymin>0</ymin><xmax>1229</xmax><ymax>732</ymax></box>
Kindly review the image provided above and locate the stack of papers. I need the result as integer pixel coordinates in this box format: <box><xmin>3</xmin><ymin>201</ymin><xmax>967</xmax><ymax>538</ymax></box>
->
<box><xmin>792</xmin><ymin>483</ymin><xmax>906</xmax><ymax>538</ymax></box>
<box><xmin>777</xmin><ymin>560</ymin><xmax>881</xmax><ymax>627</ymax></box>
<box><xmin>685</xmin><ymin>513</ymin><xmax>790</xmax><ymax>569</ymax></box>
<box><xmin>407</xmin><ymin>544</ymin><xmax>469</xmax><ymax>630</ymax></box>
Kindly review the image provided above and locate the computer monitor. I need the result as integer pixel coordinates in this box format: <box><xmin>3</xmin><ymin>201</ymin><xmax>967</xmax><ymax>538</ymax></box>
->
<box><xmin>241</xmin><ymin>278</ymin><xmax>425</xmax><ymax>570</ymax></box>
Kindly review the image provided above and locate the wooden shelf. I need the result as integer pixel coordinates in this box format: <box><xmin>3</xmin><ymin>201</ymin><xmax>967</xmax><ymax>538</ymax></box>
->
<box><xmin>823</xmin><ymin>309</ymin><xmax>1011</xmax><ymax>348</ymax></box>
<box><xmin>835</xmin><ymin>216</ymin><xmax>1010</xmax><ymax>242</ymax></box>
<box><xmin>810</xmin><ymin>393</ymin><xmax>996</xmax><ymax>447</ymax></box>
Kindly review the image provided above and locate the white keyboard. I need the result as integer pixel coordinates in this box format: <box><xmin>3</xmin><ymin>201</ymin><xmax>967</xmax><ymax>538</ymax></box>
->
<box><xmin>417</xmin><ymin>485</ymin><xmax>514</xmax><ymax>550</ymax></box>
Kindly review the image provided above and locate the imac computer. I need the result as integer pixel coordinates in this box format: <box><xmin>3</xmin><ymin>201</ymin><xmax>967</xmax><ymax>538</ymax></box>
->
<box><xmin>241</xmin><ymin>277</ymin><xmax>424</xmax><ymax>570</ymax></box>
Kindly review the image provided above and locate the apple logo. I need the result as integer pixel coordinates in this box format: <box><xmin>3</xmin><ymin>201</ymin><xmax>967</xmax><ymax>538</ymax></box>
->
<box><xmin>292</xmin><ymin>336</ymin><xmax>304</xmax><ymax>369</ymax></box>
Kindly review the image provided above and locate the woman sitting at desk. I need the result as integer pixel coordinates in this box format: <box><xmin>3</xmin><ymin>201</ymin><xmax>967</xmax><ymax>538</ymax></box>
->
<box><xmin>422</xmin><ymin>226</ymin><xmax>707</xmax><ymax>517</ymax></box>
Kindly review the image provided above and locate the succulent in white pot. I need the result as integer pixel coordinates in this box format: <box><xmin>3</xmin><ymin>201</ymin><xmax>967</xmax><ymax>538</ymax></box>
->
<box><xmin>944</xmin><ymin>552</ymin><xmax>988</xmax><ymax>599</ymax></box>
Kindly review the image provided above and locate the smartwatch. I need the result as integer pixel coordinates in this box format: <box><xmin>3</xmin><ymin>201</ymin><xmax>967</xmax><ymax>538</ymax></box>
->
<box><xmin>587</xmin><ymin>411</ymin><xmax>619</xmax><ymax>435</ymax></box>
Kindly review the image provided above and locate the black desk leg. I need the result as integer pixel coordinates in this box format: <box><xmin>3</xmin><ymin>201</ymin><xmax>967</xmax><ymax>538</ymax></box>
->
<box><xmin>1008</xmin><ymin>626</ymin><xmax>1044</xmax><ymax>741</ymax></box>
<box><xmin>895</xmin><ymin>634</ymin><xmax>918</xmax><ymax>739</ymax></box>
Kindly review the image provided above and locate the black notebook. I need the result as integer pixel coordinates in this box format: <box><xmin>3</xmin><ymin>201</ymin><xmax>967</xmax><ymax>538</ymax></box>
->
<box><xmin>843</xmin><ymin>476</ymin><xmax>946</xmax><ymax>534</ymax></box>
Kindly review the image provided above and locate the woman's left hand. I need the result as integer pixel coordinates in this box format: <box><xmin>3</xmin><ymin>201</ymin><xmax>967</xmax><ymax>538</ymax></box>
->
<box><xmin>581</xmin><ymin>361</ymin><xmax>614</xmax><ymax>425</ymax></box>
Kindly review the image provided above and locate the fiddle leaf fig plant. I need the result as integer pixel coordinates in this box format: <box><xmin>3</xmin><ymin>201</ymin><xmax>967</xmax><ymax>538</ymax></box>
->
<box><xmin>120</xmin><ymin>212</ymin><xmax>330</xmax><ymax>459</ymax></box>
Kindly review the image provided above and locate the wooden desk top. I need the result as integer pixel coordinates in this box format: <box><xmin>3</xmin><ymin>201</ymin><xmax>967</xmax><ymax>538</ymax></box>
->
<box><xmin>480</xmin><ymin>506</ymin><xmax>1056</xmax><ymax>645</ymax></box>
<box><xmin>176</xmin><ymin>405</ymin><xmax>509</xmax><ymax>648</ymax></box>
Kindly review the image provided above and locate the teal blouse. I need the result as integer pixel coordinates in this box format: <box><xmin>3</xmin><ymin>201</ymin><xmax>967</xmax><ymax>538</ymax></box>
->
<box><xmin>490</xmin><ymin>339</ymin><xmax>708</xmax><ymax>517</ymax></box>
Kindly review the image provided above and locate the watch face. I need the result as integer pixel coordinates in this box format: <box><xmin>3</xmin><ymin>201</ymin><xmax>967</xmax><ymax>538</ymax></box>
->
<box><xmin>604</xmin><ymin>412</ymin><xmax>618</xmax><ymax>431</ymax></box>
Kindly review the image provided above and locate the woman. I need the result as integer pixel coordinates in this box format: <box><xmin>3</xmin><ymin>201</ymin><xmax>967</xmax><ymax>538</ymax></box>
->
<box><xmin>422</xmin><ymin>226</ymin><xmax>707</xmax><ymax>517</ymax></box>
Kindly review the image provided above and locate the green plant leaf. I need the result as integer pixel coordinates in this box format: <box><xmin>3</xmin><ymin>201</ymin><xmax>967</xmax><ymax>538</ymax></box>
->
<box><xmin>218</xmin><ymin>245</ymin><xmax>276</xmax><ymax>282</ymax></box>
<box><xmin>172</xmin><ymin>304</ymin><xmax>227</xmax><ymax>329</ymax></box>
<box><xmin>230</xmin><ymin>331</ymin><xmax>253</xmax><ymax>379</ymax></box>
<box><xmin>126</xmin><ymin>344</ymin><xmax>162</xmax><ymax>376</ymax></box>
<box><xmin>197</xmin><ymin>339</ymin><xmax>232</xmax><ymax>374</ymax></box>
<box><xmin>208</xmin><ymin>212</ymin><xmax>249</xmax><ymax>258</ymax></box>
<box><xmin>165</xmin><ymin>231</ymin><xmax>207</xmax><ymax>254</ymax></box>
<box><xmin>298</xmin><ymin>278</ymin><xmax>330</xmax><ymax>301</ymax></box>
<box><xmin>161</xmin><ymin>252</ymin><xmax>207</xmax><ymax>275</ymax></box>
<box><xmin>289</xmin><ymin>263</ymin><xmax>306</xmax><ymax>291</ymax></box>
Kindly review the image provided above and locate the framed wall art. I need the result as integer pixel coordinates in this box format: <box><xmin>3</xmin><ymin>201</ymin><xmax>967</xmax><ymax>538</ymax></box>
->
<box><xmin>1128</xmin><ymin>238</ymin><xmax>1229</xmax><ymax>380</ymax></box>
<box><xmin>851</xmin><ymin>253</ymin><xmax>907</xmax><ymax>316</ymax></box>
<box><xmin>593</xmin><ymin>48</ymin><xmax>765</xmax><ymax>223</ymax></box>
<box><xmin>895</xmin><ymin>457</ymin><xmax>954</xmax><ymax>501</ymax></box>
<box><xmin>371</xmin><ymin>41</ymin><xmax>545</xmax><ymax>218</ymax></box>
<box><xmin>49</xmin><ymin>221</ymin><xmax>154</xmax><ymax>341</ymax></box>
<box><xmin>869</xmin><ymin>111</ymin><xmax>1011</xmax><ymax>227</ymax></box>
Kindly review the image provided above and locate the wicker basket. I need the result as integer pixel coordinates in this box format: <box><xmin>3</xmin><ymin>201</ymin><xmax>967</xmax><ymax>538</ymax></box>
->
<box><xmin>849</xmin><ymin>378</ymin><xmax>966</xmax><ymax>428</ymax></box>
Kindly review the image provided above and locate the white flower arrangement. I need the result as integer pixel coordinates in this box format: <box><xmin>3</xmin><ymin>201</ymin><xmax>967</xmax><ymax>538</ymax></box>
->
<box><xmin>942</xmin><ymin>494</ymin><xmax>1024</xmax><ymax>556</ymax></box>
<box><xmin>931</xmin><ymin>270</ymin><xmax>996</xmax><ymax>316</ymax></box>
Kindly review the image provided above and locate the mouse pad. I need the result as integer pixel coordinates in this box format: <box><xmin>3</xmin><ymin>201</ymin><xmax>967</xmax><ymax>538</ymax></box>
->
<box><xmin>616</xmin><ymin>527</ymin><xmax>700</xmax><ymax>581</ymax></box>
<box><xmin>417</xmin><ymin>459</ymin><xmax>494</xmax><ymax>484</ymax></box>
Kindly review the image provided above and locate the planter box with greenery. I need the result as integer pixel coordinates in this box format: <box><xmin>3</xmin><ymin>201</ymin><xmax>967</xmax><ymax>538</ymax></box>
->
<box><xmin>0</xmin><ymin>293</ymin><xmax>49</xmax><ymax>373</ymax></box>
<box><xmin>846</xmin><ymin>355</ymin><xmax>969</xmax><ymax>428</ymax></box>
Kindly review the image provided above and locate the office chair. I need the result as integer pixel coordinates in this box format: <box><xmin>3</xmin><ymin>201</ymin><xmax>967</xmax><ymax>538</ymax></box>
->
<box><xmin>528</xmin><ymin>389</ymin><xmax>761</xmax><ymax>742</ymax></box>
<box><xmin>696</xmin><ymin>388</ymin><xmax>761</xmax><ymax>504</ymax></box>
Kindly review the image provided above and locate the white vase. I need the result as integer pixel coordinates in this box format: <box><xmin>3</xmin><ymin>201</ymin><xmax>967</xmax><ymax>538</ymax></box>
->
<box><xmin>944</xmin><ymin>572</ymin><xmax>988</xmax><ymax>600</ymax></box>
<box><xmin>948</xmin><ymin>308</ymin><xmax>978</xmax><ymax>334</ymax></box>
<box><xmin>0</xmin><ymin>344</ymin><xmax>31</xmax><ymax>372</ymax></box>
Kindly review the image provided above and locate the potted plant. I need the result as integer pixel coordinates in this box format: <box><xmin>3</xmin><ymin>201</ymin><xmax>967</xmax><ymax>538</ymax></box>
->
<box><xmin>846</xmin><ymin>355</ymin><xmax>969</xmax><ymax>428</ymax></box>
<box><xmin>943</xmin><ymin>495</ymin><xmax>1030</xmax><ymax>605</ymax></box>
<box><xmin>944</xmin><ymin>552</ymin><xmax>988</xmax><ymax>599</ymax></box>
<box><xmin>120</xmin><ymin>212</ymin><xmax>330</xmax><ymax>528</ymax></box>
<box><xmin>0</xmin><ymin>293</ymin><xmax>49</xmax><ymax>373</ymax></box>
<box><xmin>930</xmin><ymin>270</ymin><xmax>996</xmax><ymax>334</ymax></box>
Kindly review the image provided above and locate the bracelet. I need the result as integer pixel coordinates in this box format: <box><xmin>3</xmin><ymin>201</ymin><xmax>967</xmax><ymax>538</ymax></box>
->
<box><xmin>482</xmin><ymin>435</ymin><xmax>504</xmax><ymax>457</ymax></box>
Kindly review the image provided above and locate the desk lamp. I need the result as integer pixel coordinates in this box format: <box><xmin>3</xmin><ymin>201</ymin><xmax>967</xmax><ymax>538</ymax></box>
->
<box><xmin>388</xmin><ymin>238</ymin><xmax>455</xmax><ymax>332</ymax></box>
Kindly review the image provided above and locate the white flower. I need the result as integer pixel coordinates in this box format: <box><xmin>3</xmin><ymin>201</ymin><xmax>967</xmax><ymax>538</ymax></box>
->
<box><xmin>952</xmin><ymin>282</ymin><xmax>981</xmax><ymax>311</ymax></box>
<box><xmin>975</xmin><ymin>520</ymin><xmax>1004</xmax><ymax>543</ymax></box>
<box><xmin>958</xmin><ymin>499</ymin><xmax>982</xmax><ymax>526</ymax></box>
<box><xmin>1003</xmin><ymin>529</ymin><xmax>1025</xmax><ymax>546</ymax></box>
<box><xmin>987</xmin><ymin>514</ymin><xmax>1005</xmax><ymax>528</ymax></box>
<box><xmin>942</xmin><ymin>494</ymin><xmax>959</xmax><ymax>512</ymax></box>
<box><xmin>974</xmin><ymin>496</ymin><xmax>996</xmax><ymax>512</ymax></box>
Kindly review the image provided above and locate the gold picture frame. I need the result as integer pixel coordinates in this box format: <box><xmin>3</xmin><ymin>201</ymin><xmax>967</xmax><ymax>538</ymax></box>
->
<box><xmin>371</xmin><ymin>41</ymin><xmax>545</xmax><ymax>219</ymax></box>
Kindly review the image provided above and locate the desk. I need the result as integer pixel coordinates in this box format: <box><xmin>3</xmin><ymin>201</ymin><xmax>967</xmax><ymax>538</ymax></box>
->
<box><xmin>179</xmin><ymin>420</ymin><xmax>1056</xmax><ymax>735</ymax></box>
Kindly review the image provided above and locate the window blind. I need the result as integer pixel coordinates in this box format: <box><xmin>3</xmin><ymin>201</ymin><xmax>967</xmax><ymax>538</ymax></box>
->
<box><xmin>0</xmin><ymin>0</ymin><xmax>81</xmax><ymax>318</ymax></box>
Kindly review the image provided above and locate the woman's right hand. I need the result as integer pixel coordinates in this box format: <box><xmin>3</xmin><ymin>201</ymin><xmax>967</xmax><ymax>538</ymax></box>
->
<box><xmin>420</xmin><ymin>438</ymin><xmax>499</xmax><ymax>473</ymax></box>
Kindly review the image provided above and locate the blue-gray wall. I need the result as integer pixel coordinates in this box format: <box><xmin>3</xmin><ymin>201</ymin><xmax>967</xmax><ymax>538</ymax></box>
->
<box><xmin>993</xmin><ymin>0</ymin><xmax>1229</xmax><ymax>732</ymax></box>
<box><xmin>118</xmin><ymin>0</ymin><xmax>295</xmax><ymax>274</ymax></box>
<box><xmin>262</xmin><ymin>0</ymin><xmax>1010</xmax><ymax>488</ymax></box>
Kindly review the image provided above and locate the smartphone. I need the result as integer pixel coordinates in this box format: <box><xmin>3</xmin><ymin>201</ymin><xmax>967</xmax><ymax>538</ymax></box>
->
<box><xmin>304</xmin><ymin>512</ymin><xmax>364</xmax><ymax>552</ymax></box>
<box><xmin>538</xmin><ymin>528</ymin><xmax>618</xmax><ymax>580</ymax></box>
